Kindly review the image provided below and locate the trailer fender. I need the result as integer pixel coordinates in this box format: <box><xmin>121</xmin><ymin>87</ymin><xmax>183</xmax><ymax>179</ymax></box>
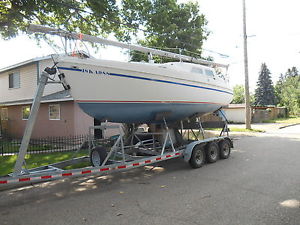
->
<box><xmin>223</xmin><ymin>137</ymin><xmax>234</xmax><ymax>148</ymax></box>
<box><xmin>184</xmin><ymin>141</ymin><xmax>204</xmax><ymax>162</ymax></box>
<box><xmin>183</xmin><ymin>137</ymin><xmax>233</xmax><ymax>162</ymax></box>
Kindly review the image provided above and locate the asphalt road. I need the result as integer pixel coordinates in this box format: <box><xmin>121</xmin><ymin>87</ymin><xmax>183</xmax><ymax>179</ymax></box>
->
<box><xmin>0</xmin><ymin>126</ymin><xmax>299</xmax><ymax>225</ymax></box>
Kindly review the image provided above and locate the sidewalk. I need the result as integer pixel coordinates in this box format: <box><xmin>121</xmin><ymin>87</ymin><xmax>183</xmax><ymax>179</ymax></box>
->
<box><xmin>228</xmin><ymin>123</ymin><xmax>283</xmax><ymax>133</ymax></box>
<box><xmin>226</xmin><ymin>123</ymin><xmax>300</xmax><ymax>138</ymax></box>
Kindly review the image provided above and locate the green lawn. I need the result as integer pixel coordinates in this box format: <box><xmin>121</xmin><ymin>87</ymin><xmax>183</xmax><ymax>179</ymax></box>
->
<box><xmin>0</xmin><ymin>150</ymin><xmax>89</xmax><ymax>176</ymax></box>
<box><xmin>205</xmin><ymin>127</ymin><xmax>264</xmax><ymax>133</ymax></box>
<box><xmin>229</xmin><ymin>127</ymin><xmax>264</xmax><ymax>132</ymax></box>
<box><xmin>262</xmin><ymin>116</ymin><xmax>300</xmax><ymax>124</ymax></box>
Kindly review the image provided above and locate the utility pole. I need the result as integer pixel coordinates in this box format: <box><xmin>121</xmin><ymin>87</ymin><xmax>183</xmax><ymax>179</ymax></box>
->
<box><xmin>242</xmin><ymin>0</ymin><xmax>252</xmax><ymax>129</ymax></box>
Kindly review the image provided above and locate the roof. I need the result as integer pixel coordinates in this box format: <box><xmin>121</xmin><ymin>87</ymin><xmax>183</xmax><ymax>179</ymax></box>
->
<box><xmin>0</xmin><ymin>55</ymin><xmax>52</xmax><ymax>73</ymax></box>
<box><xmin>0</xmin><ymin>51</ymin><xmax>91</xmax><ymax>74</ymax></box>
<box><xmin>0</xmin><ymin>90</ymin><xmax>73</xmax><ymax>106</ymax></box>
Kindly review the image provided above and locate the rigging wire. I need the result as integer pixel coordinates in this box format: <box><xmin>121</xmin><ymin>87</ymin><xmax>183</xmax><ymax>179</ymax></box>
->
<box><xmin>43</xmin><ymin>35</ymin><xmax>60</xmax><ymax>55</ymax></box>
<box><xmin>37</xmin><ymin>0</ymin><xmax>228</xmax><ymax>60</ymax></box>
<box><xmin>39</xmin><ymin>0</ymin><xmax>206</xmax><ymax>51</ymax></box>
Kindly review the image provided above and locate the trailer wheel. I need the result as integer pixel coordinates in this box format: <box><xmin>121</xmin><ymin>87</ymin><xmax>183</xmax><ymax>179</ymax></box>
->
<box><xmin>206</xmin><ymin>142</ymin><xmax>219</xmax><ymax>163</ymax></box>
<box><xmin>189</xmin><ymin>145</ymin><xmax>206</xmax><ymax>168</ymax></box>
<box><xmin>90</xmin><ymin>146</ymin><xmax>107</xmax><ymax>167</ymax></box>
<box><xmin>219</xmin><ymin>140</ymin><xmax>231</xmax><ymax>159</ymax></box>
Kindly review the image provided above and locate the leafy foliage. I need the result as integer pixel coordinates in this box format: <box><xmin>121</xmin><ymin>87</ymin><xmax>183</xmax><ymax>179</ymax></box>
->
<box><xmin>285</xmin><ymin>66</ymin><xmax>299</xmax><ymax>78</ymax></box>
<box><xmin>0</xmin><ymin>0</ymin><xmax>208</xmax><ymax>56</ymax></box>
<box><xmin>255</xmin><ymin>63</ymin><xmax>275</xmax><ymax>106</ymax></box>
<box><xmin>121</xmin><ymin>0</ymin><xmax>208</xmax><ymax>62</ymax></box>
<box><xmin>231</xmin><ymin>85</ymin><xmax>245</xmax><ymax>104</ymax></box>
<box><xmin>0</xmin><ymin>0</ymin><xmax>125</xmax><ymax>39</ymax></box>
<box><xmin>275</xmin><ymin>67</ymin><xmax>300</xmax><ymax>115</ymax></box>
<box><xmin>231</xmin><ymin>84</ymin><xmax>255</xmax><ymax>104</ymax></box>
<box><xmin>232</xmin><ymin>85</ymin><xmax>245</xmax><ymax>104</ymax></box>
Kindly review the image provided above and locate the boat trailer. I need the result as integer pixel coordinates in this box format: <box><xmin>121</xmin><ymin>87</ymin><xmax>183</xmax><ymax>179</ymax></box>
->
<box><xmin>0</xmin><ymin>122</ymin><xmax>232</xmax><ymax>187</ymax></box>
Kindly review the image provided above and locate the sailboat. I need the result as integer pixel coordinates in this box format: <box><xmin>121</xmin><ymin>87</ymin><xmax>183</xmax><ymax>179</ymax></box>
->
<box><xmin>30</xmin><ymin>25</ymin><xmax>233</xmax><ymax>123</ymax></box>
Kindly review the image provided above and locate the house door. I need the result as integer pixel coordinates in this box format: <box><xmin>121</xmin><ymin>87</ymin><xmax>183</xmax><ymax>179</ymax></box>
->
<box><xmin>94</xmin><ymin>119</ymin><xmax>103</xmax><ymax>139</ymax></box>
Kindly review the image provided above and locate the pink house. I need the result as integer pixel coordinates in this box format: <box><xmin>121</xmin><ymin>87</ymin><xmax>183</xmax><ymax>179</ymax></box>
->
<box><xmin>0</xmin><ymin>55</ymin><xmax>99</xmax><ymax>138</ymax></box>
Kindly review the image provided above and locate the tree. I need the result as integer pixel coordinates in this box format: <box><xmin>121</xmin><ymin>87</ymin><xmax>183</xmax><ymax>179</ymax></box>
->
<box><xmin>255</xmin><ymin>63</ymin><xmax>275</xmax><ymax>106</ymax></box>
<box><xmin>285</xmin><ymin>66</ymin><xmax>299</xmax><ymax>78</ymax></box>
<box><xmin>274</xmin><ymin>73</ymin><xmax>285</xmax><ymax>105</ymax></box>
<box><xmin>1</xmin><ymin>0</ymin><xmax>208</xmax><ymax>55</ymax></box>
<box><xmin>121</xmin><ymin>0</ymin><xmax>208</xmax><ymax>62</ymax></box>
<box><xmin>0</xmin><ymin>0</ymin><xmax>128</xmax><ymax>40</ymax></box>
<box><xmin>232</xmin><ymin>85</ymin><xmax>245</xmax><ymax>104</ymax></box>
<box><xmin>275</xmin><ymin>67</ymin><xmax>300</xmax><ymax>115</ymax></box>
<box><xmin>231</xmin><ymin>84</ymin><xmax>255</xmax><ymax>104</ymax></box>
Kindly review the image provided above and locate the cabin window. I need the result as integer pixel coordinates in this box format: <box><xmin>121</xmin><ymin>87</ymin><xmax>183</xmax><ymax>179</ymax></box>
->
<box><xmin>1</xmin><ymin>108</ymin><xmax>8</xmax><ymax>120</ymax></box>
<box><xmin>205</xmin><ymin>69</ymin><xmax>214</xmax><ymax>77</ymax></box>
<box><xmin>22</xmin><ymin>106</ymin><xmax>31</xmax><ymax>120</ymax></box>
<box><xmin>49</xmin><ymin>104</ymin><xmax>60</xmax><ymax>120</ymax></box>
<box><xmin>9</xmin><ymin>72</ymin><xmax>20</xmax><ymax>89</ymax></box>
<box><xmin>191</xmin><ymin>67</ymin><xmax>204</xmax><ymax>74</ymax></box>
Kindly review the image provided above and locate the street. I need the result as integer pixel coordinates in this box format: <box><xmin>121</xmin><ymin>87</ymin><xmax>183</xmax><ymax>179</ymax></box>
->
<box><xmin>0</xmin><ymin>126</ymin><xmax>299</xmax><ymax>225</ymax></box>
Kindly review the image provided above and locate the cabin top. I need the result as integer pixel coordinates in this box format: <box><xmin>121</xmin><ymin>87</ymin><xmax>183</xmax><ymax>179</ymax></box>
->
<box><xmin>163</xmin><ymin>62</ymin><xmax>228</xmax><ymax>81</ymax></box>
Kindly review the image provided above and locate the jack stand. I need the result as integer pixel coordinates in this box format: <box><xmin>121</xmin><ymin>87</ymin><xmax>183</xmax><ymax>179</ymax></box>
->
<box><xmin>161</xmin><ymin>118</ymin><xmax>176</xmax><ymax>154</ymax></box>
<box><xmin>216</xmin><ymin>109</ymin><xmax>230</xmax><ymax>137</ymax></box>
<box><xmin>12</xmin><ymin>68</ymin><xmax>57</xmax><ymax>176</ymax></box>
<box><xmin>197</xmin><ymin>117</ymin><xmax>205</xmax><ymax>139</ymax></box>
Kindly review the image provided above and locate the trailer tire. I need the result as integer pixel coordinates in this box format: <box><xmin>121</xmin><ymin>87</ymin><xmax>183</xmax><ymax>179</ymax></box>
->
<box><xmin>90</xmin><ymin>146</ymin><xmax>108</xmax><ymax>167</ymax></box>
<box><xmin>206</xmin><ymin>142</ymin><xmax>219</xmax><ymax>163</ymax></box>
<box><xmin>218</xmin><ymin>140</ymin><xmax>231</xmax><ymax>159</ymax></box>
<box><xmin>189</xmin><ymin>145</ymin><xmax>206</xmax><ymax>168</ymax></box>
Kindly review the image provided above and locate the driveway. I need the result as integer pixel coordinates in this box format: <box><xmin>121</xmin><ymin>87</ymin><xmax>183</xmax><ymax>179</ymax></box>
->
<box><xmin>0</xmin><ymin>127</ymin><xmax>299</xmax><ymax>225</ymax></box>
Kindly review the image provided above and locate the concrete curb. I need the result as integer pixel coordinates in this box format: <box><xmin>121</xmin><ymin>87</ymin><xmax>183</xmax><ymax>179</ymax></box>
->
<box><xmin>279</xmin><ymin>123</ymin><xmax>300</xmax><ymax>129</ymax></box>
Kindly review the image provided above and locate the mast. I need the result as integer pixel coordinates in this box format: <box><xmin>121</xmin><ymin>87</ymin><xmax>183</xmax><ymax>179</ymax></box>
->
<box><xmin>28</xmin><ymin>24</ymin><xmax>229</xmax><ymax>69</ymax></box>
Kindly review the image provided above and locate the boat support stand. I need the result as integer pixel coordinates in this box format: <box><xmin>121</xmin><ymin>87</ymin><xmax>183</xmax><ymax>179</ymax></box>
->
<box><xmin>12</xmin><ymin>66</ymin><xmax>67</xmax><ymax>177</ymax></box>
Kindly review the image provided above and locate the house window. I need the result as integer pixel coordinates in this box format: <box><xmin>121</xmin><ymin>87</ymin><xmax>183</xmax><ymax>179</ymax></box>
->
<box><xmin>22</xmin><ymin>106</ymin><xmax>31</xmax><ymax>120</ymax></box>
<box><xmin>49</xmin><ymin>104</ymin><xmax>60</xmax><ymax>120</ymax></box>
<box><xmin>0</xmin><ymin>108</ymin><xmax>8</xmax><ymax>120</ymax></box>
<box><xmin>9</xmin><ymin>72</ymin><xmax>20</xmax><ymax>89</ymax></box>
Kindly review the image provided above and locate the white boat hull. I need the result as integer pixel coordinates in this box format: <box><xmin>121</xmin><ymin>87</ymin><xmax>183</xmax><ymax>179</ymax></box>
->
<box><xmin>56</xmin><ymin>57</ymin><xmax>233</xmax><ymax>123</ymax></box>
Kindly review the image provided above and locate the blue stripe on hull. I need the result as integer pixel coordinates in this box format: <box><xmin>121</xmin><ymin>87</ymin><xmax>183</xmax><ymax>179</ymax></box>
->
<box><xmin>57</xmin><ymin>67</ymin><xmax>233</xmax><ymax>95</ymax></box>
<box><xmin>78</xmin><ymin>102</ymin><xmax>221</xmax><ymax>123</ymax></box>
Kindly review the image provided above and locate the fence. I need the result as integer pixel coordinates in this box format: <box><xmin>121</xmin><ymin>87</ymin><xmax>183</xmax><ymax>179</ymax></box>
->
<box><xmin>0</xmin><ymin>134</ymin><xmax>90</xmax><ymax>156</ymax></box>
